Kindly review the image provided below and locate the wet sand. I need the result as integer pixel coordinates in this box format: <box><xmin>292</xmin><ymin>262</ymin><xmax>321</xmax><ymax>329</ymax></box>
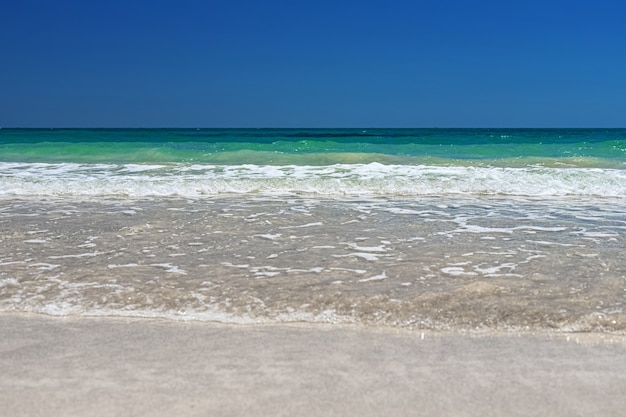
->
<box><xmin>2</xmin><ymin>314</ymin><xmax>626</xmax><ymax>417</ymax></box>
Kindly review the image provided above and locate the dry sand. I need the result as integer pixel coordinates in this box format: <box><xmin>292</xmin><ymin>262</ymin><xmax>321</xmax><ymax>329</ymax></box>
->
<box><xmin>2</xmin><ymin>314</ymin><xmax>626</xmax><ymax>417</ymax></box>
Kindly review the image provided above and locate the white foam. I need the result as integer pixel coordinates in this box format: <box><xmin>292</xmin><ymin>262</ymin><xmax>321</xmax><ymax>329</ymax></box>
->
<box><xmin>108</xmin><ymin>263</ymin><xmax>140</xmax><ymax>269</ymax></box>
<box><xmin>358</xmin><ymin>272</ymin><xmax>387</xmax><ymax>283</ymax></box>
<box><xmin>30</xmin><ymin>263</ymin><xmax>60</xmax><ymax>270</ymax></box>
<box><xmin>526</xmin><ymin>240</ymin><xmax>583</xmax><ymax>247</ymax></box>
<box><xmin>329</xmin><ymin>267</ymin><xmax>367</xmax><ymax>275</ymax></box>
<box><xmin>254</xmin><ymin>271</ymin><xmax>281</xmax><ymax>277</ymax></box>
<box><xmin>0</xmin><ymin>278</ymin><xmax>19</xmax><ymax>287</ymax></box>
<box><xmin>77</xmin><ymin>243</ymin><xmax>97</xmax><ymax>248</ymax></box>
<box><xmin>255</xmin><ymin>233</ymin><xmax>282</xmax><ymax>240</ymax></box>
<box><xmin>251</xmin><ymin>266</ymin><xmax>284</xmax><ymax>277</ymax></box>
<box><xmin>279</xmin><ymin>222</ymin><xmax>323</xmax><ymax>229</ymax></box>
<box><xmin>441</xmin><ymin>267</ymin><xmax>478</xmax><ymax>276</ymax></box>
<box><xmin>572</xmin><ymin>231</ymin><xmax>619</xmax><ymax>238</ymax></box>
<box><xmin>474</xmin><ymin>263</ymin><xmax>517</xmax><ymax>275</ymax></box>
<box><xmin>333</xmin><ymin>252</ymin><xmax>382</xmax><ymax>262</ymax></box>
<box><xmin>149</xmin><ymin>263</ymin><xmax>187</xmax><ymax>274</ymax></box>
<box><xmin>1</xmin><ymin>162</ymin><xmax>624</xmax><ymax>198</ymax></box>
<box><xmin>345</xmin><ymin>243</ymin><xmax>387</xmax><ymax>252</ymax></box>
<box><xmin>221</xmin><ymin>262</ymin><xmax>250</xmax><ymax>268</ymax></box>
<box><xmin>462</xmin><ymin>225</ymin><xmax>514</xmax><ymax>233</ymax></box>
<box><xmin>0</xmin><ymin>261</ymin><xmax>25</xmax><ymax>266</ymax></box>
<box><xmin>48</xmin><ymin>251</ymin><xmax>104</xmax><ymax>259</ymax></box>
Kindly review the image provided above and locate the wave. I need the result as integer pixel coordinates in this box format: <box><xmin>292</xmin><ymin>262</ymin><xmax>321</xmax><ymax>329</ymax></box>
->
<box><xmin>1</xmin><ymin>162</ymin><xmax>625</xmax><ymax>198</ymax></box>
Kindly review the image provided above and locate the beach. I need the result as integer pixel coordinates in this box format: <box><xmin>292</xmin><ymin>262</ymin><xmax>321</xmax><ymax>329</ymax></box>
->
<box><xmin>3</xmin><ymin>0</ymin><xmax>626</xmax><ymax>404</ymax></box>
<box><xmin>1</xmin><ymin>196</ymin><xmax>625</xmax><ymax>416</ymax></box>
<box><xmin>2</xmin><ymin>314</ymin><xmax>626</xmax><ymax>417</ymax></box>
<box><xmin>1</xmin><ymin>128</ymin><xmax>625</xmax><ymax>415</ymax></box>
<box><xmin>1</xmin><ymin>197</ymin><xmax>625</xmax><ymax>331</ymax></box>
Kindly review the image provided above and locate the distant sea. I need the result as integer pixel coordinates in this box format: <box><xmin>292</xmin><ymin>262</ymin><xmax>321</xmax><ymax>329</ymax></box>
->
<box><xmin>1</xmin><ymin>128</ymin><xmax>625</xmax><ymax>198</ymax></box>
<box><xmin>1</xmin><ymin>128</ymin><xmax>625</xmax><ymax>332</ymax></box>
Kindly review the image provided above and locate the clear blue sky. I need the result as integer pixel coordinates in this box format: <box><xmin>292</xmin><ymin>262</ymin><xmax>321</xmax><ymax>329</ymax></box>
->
<box><xmin>2</xmin><ymin>0</ymin><xmax>625</xmax><ymax>127</ymax></box>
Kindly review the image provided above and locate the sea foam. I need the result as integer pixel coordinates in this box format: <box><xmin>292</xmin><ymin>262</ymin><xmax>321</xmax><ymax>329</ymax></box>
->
<box><xmin>0</xmin><ymin>162</ymin><xmax>624</xmax><ymax>198</ymax></box>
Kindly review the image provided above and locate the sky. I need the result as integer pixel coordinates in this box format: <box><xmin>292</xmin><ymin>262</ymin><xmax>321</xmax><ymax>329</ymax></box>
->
<box><xmin>1</xmin><ymin>0</ymin><xmax>625</xmax><ymax>128</ymax></box>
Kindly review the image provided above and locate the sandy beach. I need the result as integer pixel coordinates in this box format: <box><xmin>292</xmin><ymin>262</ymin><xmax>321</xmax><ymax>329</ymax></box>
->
<box><xmin>2</xmin><ymin>314</ymin><xmax>626</xmax><ymax>417</ymax></box>
<box><xmin>3</xmin><ymin>0</ymin><xmax>626</xmax><ymax>412</ymax></box>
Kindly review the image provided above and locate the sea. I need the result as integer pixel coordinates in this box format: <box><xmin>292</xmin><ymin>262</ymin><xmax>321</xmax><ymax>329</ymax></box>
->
<box><xmin>1</xmin><ymin>128</ymin><xmax>625</xmax><ymax>332</ymax></box>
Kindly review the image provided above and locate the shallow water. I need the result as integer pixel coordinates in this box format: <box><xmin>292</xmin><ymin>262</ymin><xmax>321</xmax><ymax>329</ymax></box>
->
<box><xmin>1</xmin><ymin>196</ymin><xmax>624</xmax><ymax>332</ymax></box>
<box><xmin>1</xmin><ymin>128</ymin><xmax>625</xmax><ymax>332</ymax></box>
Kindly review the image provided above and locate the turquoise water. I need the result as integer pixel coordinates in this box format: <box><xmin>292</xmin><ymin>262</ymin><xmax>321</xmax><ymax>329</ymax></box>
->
<box><xmin>0</xmin><ymin>128</ymin><xmax>625</xmax><ymax>198</ymax></box>
<box><xmin>1</xmin><ymin>128</ymin><xmax>625</xmax><ymax>166</ymax></box>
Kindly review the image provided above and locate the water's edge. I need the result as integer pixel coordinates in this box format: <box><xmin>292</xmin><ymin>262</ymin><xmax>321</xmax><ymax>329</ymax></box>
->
<box><xmin>2</xmin><ymin>196</ymin><xmax>624</xmax><ymax>333</ymax></box>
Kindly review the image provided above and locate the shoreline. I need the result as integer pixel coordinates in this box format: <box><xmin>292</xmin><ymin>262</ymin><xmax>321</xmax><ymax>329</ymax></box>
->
<box><xmin>4</xmin><ymin>311</ymin><xmax>626</xmax><ymax>342</ymax></box>
<box><xmin>2</xmin><ymin>197</ymin><xmax>625</xmax><ymax>333</ymax></box>
<box><xmin>3</xmin><ymin>313</ymin><xmax>626</xmax><ymax>417</ymax></box>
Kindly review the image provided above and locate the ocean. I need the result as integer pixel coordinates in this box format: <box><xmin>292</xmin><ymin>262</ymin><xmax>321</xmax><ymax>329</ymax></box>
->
<box><xmin>1</xmin><ymin>128</ymin><xmax>625</xmax><ymax>332</ymax></box>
